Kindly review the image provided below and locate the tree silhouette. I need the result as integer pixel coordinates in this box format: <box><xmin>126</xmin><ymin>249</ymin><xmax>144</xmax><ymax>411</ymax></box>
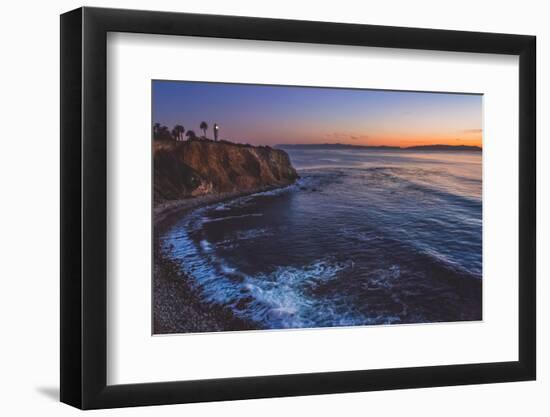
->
<box><xmin>153</xmin><ymin>123</ymin><xmax>172</xmax><ymax>141</ymax></box>
<box><xmin>160</xmin><ymin>126</ymin><xmax>170</xmax><ymax>139</ymax></box>
<box><xmin>172</xmin><ymin>124</ymin><xmax>185</xmax><ymax>141</ymax></box>
<box><xmin>153</xmin><ymin>122</ymin><xmax>161</xmax><ymax>138</ymax></box>
<box><xmin>200</xmin><ymin>121</ymin><xmax>208</xmax><ymax>138</ymax></box>
<box><xmin>186</xmin><ymin>130</ymin><xmax>197</xmax><ymax>140</ymax></box>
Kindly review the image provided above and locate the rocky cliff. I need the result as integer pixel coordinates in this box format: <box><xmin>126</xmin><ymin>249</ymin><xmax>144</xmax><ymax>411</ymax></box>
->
<box><xmin>154</xmin><ymin>139</ymin><xmax>298</xmax><ymax>204</ymax></box>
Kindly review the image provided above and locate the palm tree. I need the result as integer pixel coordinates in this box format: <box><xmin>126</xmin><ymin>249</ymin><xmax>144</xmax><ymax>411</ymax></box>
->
<box><xmin>154</xmin><ymin>124</ymin><xmax>172</xmax><ymax>141</ymax></box>
<box><xmin>153</xmin><ymin>122</ymin><xmax>161</xmax><ymax>138</ymax></box>
<box><xmin>200</xmin><ymin>121</ymin><xmax>208</xmax><ymax>138</ymax></box>
<box><xmin>172</xmin><ymin>124</ymin><xmax>185</xmax><ymax>141</ymax></box>
<box><xmin>159</xmin><ymin>125</ymin><xmax>170</xmax><ymax>140</ymax></box>
<box><xmin>186</xmin><ymin>130</ymin><xmax>197</xmax><ymax>140</ymax></box>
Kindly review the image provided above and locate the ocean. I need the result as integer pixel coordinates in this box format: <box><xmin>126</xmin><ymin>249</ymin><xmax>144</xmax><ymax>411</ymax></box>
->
<box><xmin>160</xmin><ymin>148</ymin><xmax>482</xmax><ymax>330</ymax></box>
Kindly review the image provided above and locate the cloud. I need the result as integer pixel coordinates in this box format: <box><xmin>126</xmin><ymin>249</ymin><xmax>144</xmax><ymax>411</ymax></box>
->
<box><xmin>324</xmin><ymin>132</ymin><xmax>369</xmax><ymax>142</ymax></box>
<box><xmin>461</xmin><ymin>128</ymin><xmax>482</xmax><ymax>134</ymax></box>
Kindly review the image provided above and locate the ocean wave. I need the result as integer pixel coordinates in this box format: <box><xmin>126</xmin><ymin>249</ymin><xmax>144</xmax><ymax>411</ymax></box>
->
<box><xmin>238</xmin><ymin>258</ymin><xmax>356</xmax><ymax>328</ymax></box>
<box><xmin>201</xmin><ymin>213</ymin><xmax>264</xmax><ymax>223</ymax></box>
<box><xmin>162</xmin><ymin>228</ymin><xmax>367</xmax><ymax>328</ymax></box>
<box><xmin>360</xmin><ymin>166</ymin><xmax>481</xmax><ymax>205</ymax></box>
<box><xmin>200</xmin><ymin>239</ymin><xmax>213</xmax><ymax>252</ymax></box>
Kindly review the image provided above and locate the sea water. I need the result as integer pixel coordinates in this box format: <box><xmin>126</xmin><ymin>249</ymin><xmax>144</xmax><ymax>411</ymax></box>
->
<box><xmin>161</xmin><ymin>148</ymin><xmax>482</xmax><ymax>330</ymax></box>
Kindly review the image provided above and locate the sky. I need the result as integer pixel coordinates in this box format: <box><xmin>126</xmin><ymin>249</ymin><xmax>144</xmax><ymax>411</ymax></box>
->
<box><xmin>152</xmin><ymin>80</ymin><xmax>483</xmax><ymax>148</ymax></box>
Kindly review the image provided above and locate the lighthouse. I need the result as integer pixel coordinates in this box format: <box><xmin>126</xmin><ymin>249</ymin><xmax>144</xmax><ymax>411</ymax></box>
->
<box><xmin>214</xmin><ymin>123</ymin><xmax>219</xmax><ymax>141</ymax></box>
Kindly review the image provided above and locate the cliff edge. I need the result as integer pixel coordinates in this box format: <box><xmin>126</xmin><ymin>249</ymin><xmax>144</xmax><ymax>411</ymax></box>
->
<box><xmin>154</xmin><ymin>139</ymin><xmax>299</xmax><ymax>205</ymax></box>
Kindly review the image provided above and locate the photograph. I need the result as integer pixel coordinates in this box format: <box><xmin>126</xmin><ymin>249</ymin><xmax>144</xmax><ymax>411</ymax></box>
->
<box><xmin>152</xmin><ymin>80</ymin><xmax>483</xmax><ymax>334</ymax></box>
<box><xmin>51</xmin><ymin>3</ymin><xmax>539</xmax><ymax>412</ymax></box>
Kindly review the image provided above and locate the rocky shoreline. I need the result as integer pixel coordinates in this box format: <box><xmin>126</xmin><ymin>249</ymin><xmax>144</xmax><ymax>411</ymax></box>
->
<box><xmin>154</xmin><ymin>185</ymin><xmax>293</xmax><ymax>228</ymax></box>
<box><xmin>153</xmin><ymin>185</ymin><xmax>293</xmax><ymax>334</ymax></box>
<box><xmin>153</xmin><ymin>243</ymin><xmax>258</xmax><ymax>334</ymax></box>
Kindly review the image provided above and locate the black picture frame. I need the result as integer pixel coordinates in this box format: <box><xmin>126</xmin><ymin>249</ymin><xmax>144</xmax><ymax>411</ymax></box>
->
<box><xmin>60</xmin><ymin>6</ymin><xmax>536</xmax><ymax>410</ymax></box>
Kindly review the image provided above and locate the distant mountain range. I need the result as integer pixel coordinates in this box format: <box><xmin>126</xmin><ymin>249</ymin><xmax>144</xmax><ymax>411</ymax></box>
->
<box><xmin>276</xmin><ymin>143</ymin><xmax>482</xmax><ymax>152</ymax></box>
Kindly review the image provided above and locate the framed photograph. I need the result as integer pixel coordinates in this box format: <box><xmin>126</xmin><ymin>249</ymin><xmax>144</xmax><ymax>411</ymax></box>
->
<box><xmin>60</xmin><ymin>7</ymin><xmax>536</xmax><ymax>409</ymax></box>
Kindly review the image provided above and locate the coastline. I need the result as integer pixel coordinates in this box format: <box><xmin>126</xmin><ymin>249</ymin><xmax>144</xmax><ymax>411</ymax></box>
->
<box><xmin>154</xmin><ymin>184</ymin><xmax>295</xmax><ymax>229</ymax></box>
<box><xmin>153</xmin><ymin>184</ymin><xmax>295</xmax><ymax>334</ymax></box>
<box><xmin>153</xmin><ymin>248</ymin><xmax>258</xmax><ymax>334</ymax></box>
<box><xmin>153</xmin><ymin>151</ymin><xmax>482</xmax><ymax>331</ymax></box>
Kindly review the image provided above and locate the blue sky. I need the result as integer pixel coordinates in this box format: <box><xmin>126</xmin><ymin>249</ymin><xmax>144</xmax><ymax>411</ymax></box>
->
<box><xmin>152</xmin><ymin>80</ymin><xmax>482</xmax><ymax>147</ymax></box>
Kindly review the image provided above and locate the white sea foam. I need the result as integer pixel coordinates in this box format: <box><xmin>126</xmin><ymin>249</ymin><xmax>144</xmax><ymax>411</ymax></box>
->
<box><xmin>199</xmin><ymin>240</ymin><xmax>212</xmax><ymax>252</ymax></box>
<box><xmin>239</xmin><ymin>259</ymin><xmax>355</xmax><ymax>328</ymax></box>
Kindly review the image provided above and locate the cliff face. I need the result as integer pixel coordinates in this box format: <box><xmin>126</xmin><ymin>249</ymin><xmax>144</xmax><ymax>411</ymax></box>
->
<box><xmin>154</xmin><ymin>139</ymin><xmax>298</xmax><ymax>204</ymax></box>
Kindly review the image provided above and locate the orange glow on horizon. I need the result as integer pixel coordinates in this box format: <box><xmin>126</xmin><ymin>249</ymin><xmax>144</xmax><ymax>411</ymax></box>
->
<box><xmin>263</xmin><ymin>122</ymin><xmax>483</xmax><ymax>148</ymax></box>
<box><xmin>362</xmin><ymin>135</ymin><xmax>482</xmax><ymax>148</ymax></box>
<box><xmin>281</xmin><ymin>131</ymin><xmax>483</xmax><ymax>148</ymax></box>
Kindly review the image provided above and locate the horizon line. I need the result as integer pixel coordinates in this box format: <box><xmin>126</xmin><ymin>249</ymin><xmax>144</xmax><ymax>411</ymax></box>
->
<box><xmin>275</xmin><ymin>142</ymin><xmax>482</xmax><ymax>149</ymax></box>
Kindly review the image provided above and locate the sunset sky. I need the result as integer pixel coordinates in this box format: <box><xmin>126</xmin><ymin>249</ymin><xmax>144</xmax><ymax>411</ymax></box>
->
<box><xmin>152</xmin><ymin>81</ymin><xmax>482</xmax><ymax>148</ymax></box>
